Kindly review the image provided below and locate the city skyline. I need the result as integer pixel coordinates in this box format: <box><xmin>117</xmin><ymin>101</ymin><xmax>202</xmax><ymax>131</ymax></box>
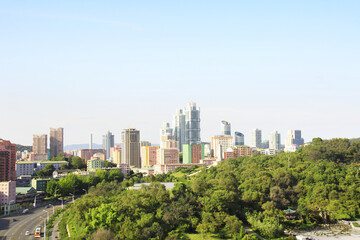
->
<box><xmin>1</xmin><ymin>1</ymin><xmax>360</xmax><ymax>145</ymax></box>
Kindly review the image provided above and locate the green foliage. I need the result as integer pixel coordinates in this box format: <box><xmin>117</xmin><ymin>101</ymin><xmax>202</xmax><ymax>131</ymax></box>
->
<box><xmin>37</xmin><ymin>164</ymin><xmax>55</xmax><ymax>177</ymax></box>
<box><xmin>57</xmin><ymin>138</ymin><xmax>360</xmax><ymax>239</ymax></box>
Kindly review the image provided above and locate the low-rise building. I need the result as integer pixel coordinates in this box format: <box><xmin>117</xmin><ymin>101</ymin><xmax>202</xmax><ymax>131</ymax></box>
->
<box><xmin>183</xmin><ymin>144</ymin><xmax>205</xmax><ymax>164</ymax></box>
<box><xmin>87</xmin><ymin>158</ymin><xmax>105</xmax><ymax>172</ymax></box>
<box><xmin>16</xmin><ymin>161</ymin><xmax>37</xmax><ymax>177</ymax></box>
<box><xmin>79</xmin><ymin>149</ymin><xmax>106</xmax><ymax>161</ymax></box>
<box><xmin>31</xmin><ymin>178</ymin><xmax>52</xmax><ymax>192</ymax></box>
<box><xmin>37</xmin><ymin>161</ymin><xmax>68</xmax><ymax>171</ymax></box>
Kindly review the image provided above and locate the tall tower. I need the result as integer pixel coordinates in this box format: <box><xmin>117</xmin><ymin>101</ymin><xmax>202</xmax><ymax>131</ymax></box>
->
<box><xmin>234</xmin><ymin>132</ymin><xmax>245</xmax><ymax>146</ymax></box>
<box><xmin>33</xmin><ymin>134</ymin><xmax>47</xmax><ymax>154</ymax></box>
<box><xmin>102</xmin><ymin>131</ymin><xmax>115</xmax><ymax>160</ymax></box>
<box><xmin>251</xmin><ymin>128</ymin><xmax>262</xmax><ymax>148</ymax></box>
<box><xmin>122</xmin><ymin>128</ymin><xmax>141</xmax><ymax>168</ymax></box>
<box><xmin>0</xmin><ymin>140</ymin><xmax>16</xmax><ymax>181</ymax></box>
<box><xmin>89</xmin><ymin>134</ymin><xmax>93</xmax><ymax>150</ymax></box>
<box><xmin>269</xmin><ymin>131</ymin><xmax>281</xmax><ymax>150</ymax></box>
<box><xmin>221</xmin><ymin>121</ymin><xmax>231</xmax><ymax>135</ymax></box>
<box><xmin>50</xmin><ymin>128</ymin><xmax>63</xmax><ymax>157</ymax></box>
<box><xmin>173</xmin><ymin>109</ymin><xmax>186</xmax><ymax>152</ymax></box>
<box><xmin>185</xmin><ymin>102</ymin><xmax>201</xmax><ymax>145</ymax></box>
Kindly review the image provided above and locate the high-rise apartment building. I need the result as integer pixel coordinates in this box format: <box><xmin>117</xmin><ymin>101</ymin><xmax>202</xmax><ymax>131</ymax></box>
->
<box><xmin>185</xmin><ymin>102</ymin><xmax>201</xmax><ymax>145</ymax></box>
<box><xmin>251</xmin><ymin>128</ymin><xmax>262</xmax><ymax>148</ymax></box>
<box><xmin>160</xmin><ymin>122</ymin><xmax>174</xmax><ymax>149</ymax></box>
<box><xmin>211</xmin><ymin>135</ymin><xmax>233</xmax><ymax>160</ymax></box>
<box><xmin>50</xmin><ymin>127</ymin><xmax>64</xmax><ymax>157</ymax></box>
<box><xmin>0</xmin><ymin>140</ymin><xmax>16</xmax><ymax>181</ymax></box>
<box><xmin>221</xmin><ymin>121</ymin><xmax>231</xmax><ymax>136</ymax></box>
<box><xmin>122</xmin><ymin>128</ymin><xmax>141</xmax><ymax>168</ymax></box>
<box><xmin>285</xmin><ymin>130</ymin><xmax>304</xmax><ymax>152</ymax></box>
<box><xmin>234</xmin><ymin>132</ymin><xmax>245</xmax><ymax>146</ymax></box>
<box><xmin>141</xmin><ymin>146</ymin><xmax>159</xmax><ymax>167</ymax></box>
<box><xmin>33</xmin><ymin>134</ymin><xmax>47</xmax><ymax>154</ymax></box>
<box><xmin>173</xmin><ymin>109</ymin><xmax>186</xmax><ymax>152</ymax></box>
<box><xmin>269</xmin><ymin>131</ymin><xmax>281</xmax><ymax>150</ymax></box>
<box><xmin>183</xmin><ymin>144</ymin><xmax>204</xmax><ymax>164</ymax></box>
<box><xmin>102</xmin><ymin>130</ymin><xmax>115</xmax><ymax>160</ymax></box>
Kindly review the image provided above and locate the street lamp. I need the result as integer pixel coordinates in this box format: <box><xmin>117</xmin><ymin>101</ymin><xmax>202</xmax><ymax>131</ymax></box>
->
<box><xmin>40</xmin><ymin>216</ymin><xmax>46</xmax><ymax>240</ymax></box>
<box><xmin>49</xmin><ymin>204</ymin><xmax>55</xmax><ymax>215</ymax></box>
<box><xmin>43</xmin><ymin>209</ymin><xmax>49</xmax><ymax>222</ymax></box>
<box><xmin>7</xmin><ymin>200</ymin><xmax>15</xmax><ymax>216</ymax></box>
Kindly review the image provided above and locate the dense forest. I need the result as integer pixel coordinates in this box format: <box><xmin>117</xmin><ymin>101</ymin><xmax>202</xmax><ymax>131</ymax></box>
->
<box><xmin>56</xmin><ymin>138</ymin><xmax>360</xmax><ymax>239</ymax></box>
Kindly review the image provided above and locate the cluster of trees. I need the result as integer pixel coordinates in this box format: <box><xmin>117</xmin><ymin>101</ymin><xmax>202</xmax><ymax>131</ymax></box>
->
<box><xmin>57</xmin><ymin>138</ymin><xmax>360</xmax><ymax>239</ymax></box>
<box><xmin>46</xmin><ymin>169</ymin><xmax>124</xmax><ymax>198</ymax></box>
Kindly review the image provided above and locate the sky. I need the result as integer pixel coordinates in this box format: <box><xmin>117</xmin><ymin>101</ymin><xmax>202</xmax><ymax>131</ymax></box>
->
<box><xmin>1</xmin><ymin>1</ymin><xmax>360</xmax><ymax>146</ymax></box>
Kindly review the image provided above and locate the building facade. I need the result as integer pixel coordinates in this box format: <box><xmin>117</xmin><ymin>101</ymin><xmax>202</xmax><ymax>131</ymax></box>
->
<box><xmin>0</xmin><ymin>181</ymin><xmax>16</xmax><ymax>205</ymax></box>
<box><xmin>251</xmin><ymin>128</ymin><xmax>262</xmax><ymax>148</ymax></box>
<box><xmin>87</xmin><ymin>158</ymin><xmax>105</xmax><ymax>171</ymax></box>
<box><xmin>183</xmin><ymin>144</ymin><xmax>204</xmax><ymax>164</ymax></box>
<box><xmin>221</xmin><ymin>121</ymin><xmax>231</xmax><ymax>136</ymax></box>
<box><xmin>234</xmin><ymin>132</ymin><xmax>245</xmax><ymax>146</ymax></box>
<box><xmin>211</xmin><ymin>135</ymin><xmax>233</xmax><ymax>160</ymax></box>
<box><xmin>173</xmin><ymin>109</ymin><xmax>186</xmax><ymax>152</ymax></box>
<box><xmin>79</xmin><ymin>149</ymin><xmax>106</xmax><ymax>161</ymax></box>
<box><xmin>122</xmin><ymin>128</ymin><xmax>141</xmax><ymax>168</ymax></box>
<box><xmin>269</xmin><ymin>131</ymin><xmax>281</xmax><ymax>150</ymax></box>
<box><xmin>185</xmin><ymin>102</ymin><xmax>201</xmax><ymax>145</ymax></box>
<box><xmin>141</xmin><ymin>146</ymin><xmax>159</xmax><ymax>167</ymax></box>
<box><xmin>0</xmin><ymin>140</ymin><xmax>16</xmax><ymax>181</ymax></box>
<box><xmin>285</xmin><ymin>130</ymin><xmax>304</xmax><ymax>152</ymax></box>
<box><xmin>33</xmin><ymin>134</ymin><xmax>47</xmax><ymax>154</ymax></box>
<box><xmin>16</xmin><ymin>161</ymin><xmax>37</xmax><ymax>177</ymax></box>
<box><xmin>50</xmin><ymin>127</ymin><xmax>64</xmax><ymax>157</ymax></box>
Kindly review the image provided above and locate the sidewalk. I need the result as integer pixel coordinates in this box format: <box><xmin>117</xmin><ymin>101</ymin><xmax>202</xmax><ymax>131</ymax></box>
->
<box><xmin>51</xmin><ymin>215</ymin><xmax>63</xmax><ymax>240</ymax></box>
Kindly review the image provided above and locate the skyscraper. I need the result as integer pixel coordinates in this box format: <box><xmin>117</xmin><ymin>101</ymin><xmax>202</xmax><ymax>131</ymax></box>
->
<box><xmin>102</xmin><ymin>130</ymin><xmax>115</xmax><ymax>160</ymax></box>
<box><xmin>269</xmin><ymin>131</ymin><xmax>281</xmax><ymax>150</ymax></box>
<box><xmin>122</xmin><ymin>128</ymin><xmax>141</xmax><ymax>168</ymax></box>
<box><xmin>50</xmin><ymin>128</ymin><xmax>63</xmax><ymax>157</ymax></box>
<box><xmin>33</xmin><ymin>134</ymin><xmax>47</xmax><ymax>154</ymax></box>
<box><xmin>285</xmin><ymin>130</ymin><xmax>304</xmax><ymax>152</ymax></box>
<box><xmin>0</xmin><ymin>140</ymin><xmax>16</xmax><ymax>181</ymax></box>
<box><xmin>185</xmin><ymin>102</ymin><xmax>201</xmax><ymax>145</ymax></box>
<box><xmin>173</xmin><ymin>109</ymin><xmax>186</xmax><ymax>152</ymax></box>
<box><xmin>221</xmin><ymin>121</ymin><xmax>231</xmax><ymax>135</ymax></box>
<box><xmin>234</xmin><ymin>132</ymin><xmax>245</xmax><ymax>146</ymax></box>
<box><xmin>251</xmin><ymin>128</ymin><xmax>262</xmax><ymax>148</ymax></box>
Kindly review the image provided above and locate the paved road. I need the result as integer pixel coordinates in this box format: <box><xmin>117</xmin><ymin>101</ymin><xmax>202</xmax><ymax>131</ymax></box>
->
<box><xmin>0</xmin><ymin>203</ymin><xmax>63</xmax><ymax>240</ymax></box>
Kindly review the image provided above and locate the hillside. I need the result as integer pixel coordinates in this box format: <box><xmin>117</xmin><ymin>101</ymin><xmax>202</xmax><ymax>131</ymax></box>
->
<box><xmin>57</xmin><ymin>138</ymin><xmax>360</xmax><ymax>239</ymax></box>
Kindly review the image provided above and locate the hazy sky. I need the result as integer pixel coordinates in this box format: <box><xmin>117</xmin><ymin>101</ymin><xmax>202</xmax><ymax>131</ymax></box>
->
<box><xmin>1</xmin><ymin>1</ymin><xmax>359</xmax><ymax>146</ymax></box>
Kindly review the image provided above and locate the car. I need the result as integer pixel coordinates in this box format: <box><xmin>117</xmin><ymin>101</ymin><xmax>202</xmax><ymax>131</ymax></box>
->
<box><xmin>22</xmin><ymin>209</ymin><xmax>29</xmax><ymax>214</ymax></box>
<box><xmin>12</xmin><ymin>219</ymin><xmax>16</xmax><ymax>222</ymax></box>
<box><xmin>25</xmin><ymin>231</ymin><xmax>30</xmax><ymax>236</ymax></box>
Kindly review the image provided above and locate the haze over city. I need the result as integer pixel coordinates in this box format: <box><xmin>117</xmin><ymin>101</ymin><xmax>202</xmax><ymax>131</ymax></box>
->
<box><xmin>1</xmin><ymin>1</ymin><xmax>359</xmax><ymax>146</ymax></box>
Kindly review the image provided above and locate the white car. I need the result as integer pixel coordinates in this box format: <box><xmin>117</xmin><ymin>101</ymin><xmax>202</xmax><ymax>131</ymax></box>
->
<box><xmin>25</xmin><ymin>230</ymin><xmax>30</xmax><ymax>235</ymax></box>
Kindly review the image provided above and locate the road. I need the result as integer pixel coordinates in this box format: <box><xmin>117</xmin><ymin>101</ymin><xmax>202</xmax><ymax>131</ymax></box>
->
<box><xmin>0</xmin><ymin>203</ymin><xmax>63</xmax><ymax>240</ymax></box>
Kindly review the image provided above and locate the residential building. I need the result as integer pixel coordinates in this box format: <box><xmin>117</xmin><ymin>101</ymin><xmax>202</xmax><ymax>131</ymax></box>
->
<box><xmin>0</xmin><ymin>181</ymin><xmax>16</xmax><ymax>205</ymax></box>
<box><xmin>79</xmin><ymin>149</ymin><xmax>106</xmax><ymax>161</ymax></box>
<box><xmin>251</xmin><ymin>128</ymin><xmax>262</xmax><ymax>148</ymax></box>
<box><xmin>122</xmin><ymin>128</ymin><xmax>141</xmax><ymax>168</ymax></box>
<box><xmin>112</xmin><ymin>146</ymin><xmax>122</xmax><ymax>165</ymax></box>
<box><xmin>141</xmin><ymin>141</ymin><xmax>151</xmax><ymax>147</ymax></box>
<box><xmin>183</xmin><ymin>144</ymin><xmax>204</xmax><ymax>164</ymax></box>
<box><xmin>102</xmin><ymin>130</ymin><xmax>114</xmax><ymax>160</ymax></box>
<box><xmin>157</xmin><ymin>148</ymin><xmax>179</xmax><ymax>165</ymax></box>
<box><xmin>224</xmin><ymin>146</ymin><xmax>253</xmax><ymax>160</ymax></box>
<box><xmin>221</xmin><ymin>121</ymin><xmax>231</xmax><ymax>135</ymax></box>
<box><xmin>211</xmin><ymin>135</ymin><xmax>233</xmax><ymax>160</ymax></box>
<box><xmin>141</xmin><ymin>146</ymin><xmax>159</xmax><ymax>167</ymax></box>
<box><xmin>87</xmin><ymin>158</ymin><xmax>105</xmax><ymax>171</ymax></box>
<box><xmin>31</xmin><ymin>178</ymin><xmax>52</xmax><ymax>192</ymax></box>
<box><xmin>0</xmin><ymin>140</ymin><xmax>16</xmax><ymax>181</ymax></box>
<box><xmin>28</xmin><ymin>153</ymin><xmax>48</xmax><ymax>161</ymax></box>
<box><xmin>173</xmin><ymin>109</ymin><xmax>186</xmax><ymax>152</ymax></box>
<box><xmin>93</xmin><ymin>152</ymin><xmax>105</xmax><ymax>160</ymax></box>
<box><xmin>16</xmin><ymin>161</ymin><xmax>37</xmax><ymax>177</ymax></box>
<box><xmin>37</xmin><ymin>161</ymin><xmax>68</xmax><ymax>171</ymax></box>
<box><xmin>185</xmin><ymin>102</ymin><xmax>201</xmax><ymax>145</ymax></box>
<box><xmin>285</xmin><ymin>130</ymin><xmax>304</xmax><ymax>152</ymax></box>
<box><xmin>269</xmin><ymin>131</ymin><xmax>281</xmax><ymax>150</ymax></box>
<box><xmin>160</xmin><ymin>122</ymin><xmax>174</xmax><ymax>149</ymax></box>
<box><xmin>33</xmin><ymin>134</ymin><xmax>47</xmax><ymax>154</ymax></box>
<box><xmin>50</xmin><ymin>127</ymin><xmax>63</xmax><ymax>157</ymax></box>
<box><xmin>234</xmin><ymin>132</ymin><xmax>245</xmax><ymax>146</ymax></box>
